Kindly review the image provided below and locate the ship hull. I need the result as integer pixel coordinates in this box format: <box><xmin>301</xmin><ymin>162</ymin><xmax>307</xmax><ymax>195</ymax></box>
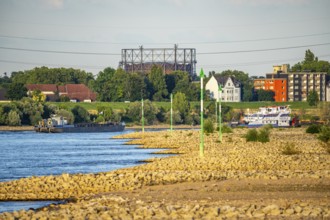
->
<box><xmin>35</xmin><ymin>124</ymin><xmax>125</xmax><ymax>133</ymax></box>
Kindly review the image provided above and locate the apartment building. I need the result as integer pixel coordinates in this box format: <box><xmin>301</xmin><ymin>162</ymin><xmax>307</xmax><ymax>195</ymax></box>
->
<box><xmin>254</xmin><ymin>77</ymin><xmax>287</xmax><ymax>102</ymax></box>
<box><xmin>287</xmin><ymin>72</ymin><xmax>327</xmax><ymax>101</ymax></box>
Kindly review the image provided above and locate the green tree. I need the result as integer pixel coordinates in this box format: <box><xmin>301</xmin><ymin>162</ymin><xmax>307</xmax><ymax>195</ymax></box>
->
<box><xmin>56</xmin><ymin>109</ymin><xmax>75</xmax><ymax>124</ymax></box>
<box><xmin>8</xmin><ymin>110</ymin><xmax>21</xmax><ymax>126</ymax></box>
<box><xmin>291</xmin><ymin>50</ymin><xmax>330</xmax><ymax>74</ymax></box>
<box><xmin>71</xmin><ymin>105</ymin><xmax>90</xmax><ymax>123</ymax></box>
<box><xmin>30</xmin><ymin>90</ymin><xmax>46</xmax><ymax>102</ymax></box>
<box><xmin>6</xmin><ymin>82</ymin><xmax>27</xmax><ymax>100</ymax></box>
<box><xmin>173</xmin><ymin>92</ymin><xmax>190</xmax><ymax>124</ymax></box>
<box><xmin>127</xmin><ymin>100</ymin><xmax>158</xmax><ymax>125</ymax></box>
<box><xmin>307</xmin><ymin>91</ymin><xmax>319</xmax><ymax>106</ymax></box>
<box><xmin>93</xmin><ymin>67</ymin><xmax>116</xmax><ymax>101</ymax></box>
<box><xmin>16</xmin><ymin>97</ymin><xmax>44</xmax><ymax>125</ymax></box>
<box><xmin>148</xmin><ymin>66</ymin><xmax>168</xmax><ymax>101</ymax></box>
<box><xmin>256</xmin><ymin>89</ymin><xmax>275</xmax><ymax>101</ymax></box>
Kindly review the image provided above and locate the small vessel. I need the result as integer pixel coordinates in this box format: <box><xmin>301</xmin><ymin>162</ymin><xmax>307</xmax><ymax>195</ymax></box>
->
<box><xmin>35</xmin><ymin>115</ymin><xmax>125</xmax><ymax>133</ymax></box>
<box><xmin>240</xmin><ymin>106</ymin><xmax>297</xmax><ymax>128</ymax></box>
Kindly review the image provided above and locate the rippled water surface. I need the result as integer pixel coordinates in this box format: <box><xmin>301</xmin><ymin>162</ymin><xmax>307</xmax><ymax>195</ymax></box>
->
<box><xmin>0</xmin><ymin>129</ymin><xmax>166</xmax><ymax>213</ymax></box>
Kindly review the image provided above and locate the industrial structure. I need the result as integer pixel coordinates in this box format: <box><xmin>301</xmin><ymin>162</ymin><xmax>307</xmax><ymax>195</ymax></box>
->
<box><xmin>119</xmin><ymin>45</ymin><xmax>197</xmax><ymax>77</ymax></box>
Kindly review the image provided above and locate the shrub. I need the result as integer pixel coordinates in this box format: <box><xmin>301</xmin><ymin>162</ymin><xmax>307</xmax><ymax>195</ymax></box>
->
<box><xmin>245</xmin><ymin>129</ymin><xmax>258</xmax><ymax>142</ymax></box>
<box><xmin>258</xmin><ymin>128</ymin><xmax>270</xmax><ymax>143</ymax></box>
<box><xmin>281</xmin><ymin>143</ymin><xmax>300</xmax><ymax>155</ymax></box>
<box><xmin>204</xmin><ymin>119</ymin><xmax>214</xmax><ymax>134</ymax></box>
<box><xmin>306</xmin><ymin>124</ymin><xmax>321</xmax><ymax>134</ymax></box>
<box><xmin>318</xmin><ymin>126</ymin><xmax>330</xmax><ymax>143</ymax></box>
<box><xmin>262</xmin><ymin>124</ymin><xmax>273</xmax><ymax>131</ymax></box>
<box><xmin>222</xmin><ymin>124</ymin><xmax>233</xmax><ymax>133</ymax></box>
<box><xmin>245</xmin><ymin>127</ymin><xmax>270</xmax><ymax>143</ymax></box>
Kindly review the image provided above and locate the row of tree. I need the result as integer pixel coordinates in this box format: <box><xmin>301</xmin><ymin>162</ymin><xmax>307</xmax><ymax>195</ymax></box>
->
<box><xmin>0</xmin><ymin>93</ymin><xmax>237</xmax><ymax>126</ymax></box>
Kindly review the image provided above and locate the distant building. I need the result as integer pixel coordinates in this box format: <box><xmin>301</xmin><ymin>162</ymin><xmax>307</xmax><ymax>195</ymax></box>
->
<box><xmin>254</xmin><ymin>77</ymin><xmax>287</xmax><ymax>102</ymax></box>
<box><xmin>26</xmin><ymin>84</ymin><xmax>97</xmax><ymax>102</ymax></box>
<box><xmin>287</xmin><ymin>72</ymin><xmax>327</xmax><ymax>102</ymax></box>
<box><xmin>327</xmin><ymin>81</ymin><xmax>330</xmax><ymax>102</ymax></box>
<box><xmin>205</xmin><ymin>75</ymin><xmax>241</xmax><ymax>102</ymax></box>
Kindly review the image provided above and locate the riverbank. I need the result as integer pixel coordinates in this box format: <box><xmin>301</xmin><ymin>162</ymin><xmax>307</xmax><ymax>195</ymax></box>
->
<box><xmin>0</xmin><ymin>126</ymin><xmax>34</xmax><ymax>131</ymax></box>
<box><xmin>0</xmin><ymin>127</ymin><xmax>329</xmax><ymax>219</ymax></box>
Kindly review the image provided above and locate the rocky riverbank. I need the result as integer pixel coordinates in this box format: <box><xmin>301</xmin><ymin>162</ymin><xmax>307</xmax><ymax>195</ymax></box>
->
<box><xmin>0</xmin><ymin>127</ymin><xmax>329</xmax><ymax>219</ymax></box>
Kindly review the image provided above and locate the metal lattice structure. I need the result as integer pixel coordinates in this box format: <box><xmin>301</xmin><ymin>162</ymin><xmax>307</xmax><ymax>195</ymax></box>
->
<box><xmin>119</xmin><ymin>45</ymin><xmax>197</xmax><ymax>77</ymax></box>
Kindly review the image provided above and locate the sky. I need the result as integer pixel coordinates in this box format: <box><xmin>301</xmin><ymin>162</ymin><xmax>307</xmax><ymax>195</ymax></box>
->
<box><xmin>0</xmin><ymin>0</ymin><xmax>329</xmax><ymax>78</ymax></box>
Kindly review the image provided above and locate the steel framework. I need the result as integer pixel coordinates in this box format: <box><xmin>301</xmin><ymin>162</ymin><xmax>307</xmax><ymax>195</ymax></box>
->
<box><xmin>119</xmin><ymin>45</ymin><xmax>197</xmax><ymax>76</ymax></box>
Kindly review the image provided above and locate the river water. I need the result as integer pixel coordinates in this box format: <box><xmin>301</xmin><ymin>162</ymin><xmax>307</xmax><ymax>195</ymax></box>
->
<box><xmin>0</xmin><ymin>129</ymin><xmax>167</xmax><ymax>213</ymax></box>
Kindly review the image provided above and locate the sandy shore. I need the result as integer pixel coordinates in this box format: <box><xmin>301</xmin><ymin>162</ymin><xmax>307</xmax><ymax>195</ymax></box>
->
<box><xmin>0</xmin><ymin>126</ymin><xmax>34</xmax><ymax>131</ymax></box>
<box><xmin>0</xmin><ymin>127</ymin><xmax>329</xmax><ymax>219</ymax></box>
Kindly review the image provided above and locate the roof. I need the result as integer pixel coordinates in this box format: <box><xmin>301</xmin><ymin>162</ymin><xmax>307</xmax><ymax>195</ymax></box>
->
<box><xmin>213</xmin><ymin>75</ymin><xmax>241</xmax><ymax>87</ymax></box>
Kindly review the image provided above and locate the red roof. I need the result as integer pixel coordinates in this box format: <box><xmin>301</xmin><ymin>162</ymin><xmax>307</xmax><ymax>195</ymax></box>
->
<box><xmin>26</xmin><ymin>84</ymin><xmax>97</xmax><ymax>102</ymax></box>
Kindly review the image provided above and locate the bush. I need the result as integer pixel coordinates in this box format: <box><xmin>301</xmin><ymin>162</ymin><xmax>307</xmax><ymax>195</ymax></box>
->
<box><xmin>204</xmin><ymin>119</ymin><xmax>214</xmax><ymax>134</ymax></box>
<box><xmin>245</xmin><ymin>129</ymin><xmax>258</xmax><ymax>142</ymax></box>
<box><xmin>318</xmin><ymin>126</ymin><xmax>330</xmax><ymax>143</ymax></box>
<box><xmin>245</xmin><ymin>127</ymin><xmax>270</xmax><ymax>143</ymax></box>
<box><xmin>258</xmin><ymin>128</ymin><xmax>270</xmax><ymax>143</ymax></box>
<box><xmin>281</xmin><ymin>143</ymin><xmax>300</xmax><ymax>155</ymax></box>
<box><xmin>306</xmin><ymin>124</ymin><xmax>322</xmax><ymax>134</ymax></box>
<box><xmin>222</xmin><ymin>124</ymin><xmax>233</xmax><ymax>133</ymax></box>
<box><xmin>72</xmin><ymin>105</ymin><xmax>90</xmax><ymax>123</ymax></box>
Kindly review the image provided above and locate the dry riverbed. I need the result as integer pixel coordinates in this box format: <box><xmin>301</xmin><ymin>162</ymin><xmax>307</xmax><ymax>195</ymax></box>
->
<box><xmin>0</xmin><ymin>127</ymin><xmax>329</xmax><ymax>219</ymax></box>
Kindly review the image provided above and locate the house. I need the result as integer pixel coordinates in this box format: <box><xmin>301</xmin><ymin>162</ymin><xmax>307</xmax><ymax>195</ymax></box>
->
<box><xmin>205</xmin><ymin>75</ymin><xmax>241</xmax><ymax>102</ymax></box>
<box><xmin>26</xmin><ymin>84</ymin><xmax>97</xmax><ymax>102</ymax></box>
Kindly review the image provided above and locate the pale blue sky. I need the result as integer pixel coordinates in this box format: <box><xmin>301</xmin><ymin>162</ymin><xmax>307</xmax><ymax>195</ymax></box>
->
<box><xmin>0</xmin><ymin>0</ymin><xmax>329</xmax><ymax>77</ymax></box>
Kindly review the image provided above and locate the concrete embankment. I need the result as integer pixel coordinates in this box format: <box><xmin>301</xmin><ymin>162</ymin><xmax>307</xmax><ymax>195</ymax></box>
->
<box><xmin>0</xmin><ymin>128</ymin><xmax>329</xmax><ymax>219</ymax></box>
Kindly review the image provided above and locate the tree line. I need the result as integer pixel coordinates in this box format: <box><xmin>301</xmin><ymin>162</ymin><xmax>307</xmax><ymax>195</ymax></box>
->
<box><xmin>0</xmin><ymin>94</ymin><xmax>237</xmax><ymax>126</ymax></box>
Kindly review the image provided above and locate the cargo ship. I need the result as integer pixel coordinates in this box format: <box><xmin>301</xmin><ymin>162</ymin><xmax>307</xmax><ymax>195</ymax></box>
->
<box><xmin>34</xmin><ymin>115</ymin><xmax>125</xmax><ymax>133</ymax></box>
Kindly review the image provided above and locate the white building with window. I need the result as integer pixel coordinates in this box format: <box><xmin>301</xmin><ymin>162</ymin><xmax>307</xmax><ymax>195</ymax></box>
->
<box><xmin>205</xmin><ymin>75</ymin><xmax>241</xmax><ymax>102</ymax></box>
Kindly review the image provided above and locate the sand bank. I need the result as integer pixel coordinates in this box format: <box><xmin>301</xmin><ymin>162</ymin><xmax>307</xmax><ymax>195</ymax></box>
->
<box><xmin>0</xmin><ymin>127</ymin><xmax>329</xmax><ymax>219</ymax></box>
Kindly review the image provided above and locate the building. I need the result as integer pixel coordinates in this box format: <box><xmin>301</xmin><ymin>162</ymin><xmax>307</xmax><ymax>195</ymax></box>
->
<box><xmin>119</xmin><ymin>45</ymin><xmax>197</xmax><ymax>77</ymax></box>
<box><xmin>205</xmin><ymin>75</ymin><xmax>241</xmax><ymax>102</ymax></box>
<box><xmin>327</xmin><ymin>81</ymin><xmax>330</xmax><ymax>102</ymax></box>
<box><xmin>287</xmin><ymin>72</ymin><xmax>327</xmax><ymax>101</ymax></box>
<box><xmin>254</xmin><ymin>77</ymin><xmax>287</xmax><ymax>102</ymax></box>
<box><xmin>26</xmin><ymin>84</ymin><xmax>97</xmax><ymax>102</ymax></box>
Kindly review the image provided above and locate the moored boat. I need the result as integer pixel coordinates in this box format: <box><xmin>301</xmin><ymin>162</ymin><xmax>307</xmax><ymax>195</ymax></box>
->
<box><xmin>34</xmin><ymin>115</ymin><xmax>125</xmax><ymax>133</ymax></box>
<box><xmin>238</xmin><ymin>106</ymin><xmax>298</xmax><ymax>128</ymax></box>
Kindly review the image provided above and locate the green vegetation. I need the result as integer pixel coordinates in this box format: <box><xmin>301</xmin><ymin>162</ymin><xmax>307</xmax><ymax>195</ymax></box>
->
<box><xmin>203</xmin><ymin>119</ymin><xmax>214</xmax><ymax>134</ymax></box>
<box><xmin>306</xmin><ymin>124</ymin><xmax>322</xmax><ymax>134</ymax></box>
<box><xmin>281</xmin><ymin>142</ymin><xmax>300</xmax><ymax>155</ymax></box>
<box><xmin>245</xmin><ymin>129</ymin><xmax>259</xmax><ymax>142</ymax></box>
<box><xmin>245</xmin><ymin>127</ymin><xmax>270</xmax><ymax>143</ymax></box>
<box><xmin>221</xmin><ymin>124</ymin><xmax>233</xmax><ymax>133</ymax></box>
<box><xmin>318</xmin><ymin>126</ymin><xmax>330</xmax><ymax>144</ymax></box>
